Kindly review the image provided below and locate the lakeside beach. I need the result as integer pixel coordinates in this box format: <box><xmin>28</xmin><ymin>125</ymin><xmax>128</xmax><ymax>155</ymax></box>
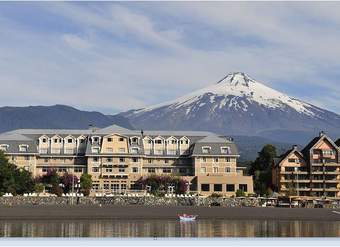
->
<box><xmin>1</xmin><ymin>205</ymin><xmax>340</xmax><ymax>221</ymax></box>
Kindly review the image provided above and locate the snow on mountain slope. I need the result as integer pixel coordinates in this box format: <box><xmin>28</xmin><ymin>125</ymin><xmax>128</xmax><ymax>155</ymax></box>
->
<box><xmin>132</xmin><ymin>72</ymin><xmax>316</xmax><ymax>117</ymax></box>
<box><xmin>118</xmin><ymin>72</ymin><xmax>340</xmax><ymax>144</ymax></box>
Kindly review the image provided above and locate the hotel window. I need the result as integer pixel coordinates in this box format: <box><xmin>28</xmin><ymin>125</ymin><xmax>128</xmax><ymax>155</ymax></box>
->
<box><xmin>148</xmin><ymin>159</ymin><xmax>152</xmax><ymax>164</ymax></box>
<box><xmin>132</xmin><ymin>167</ymin><xmax>138</xmax><ymax>173</ymax></box>
<box><xmin>93</xmin><ymin>137</ymin><xmax>99</xmax><ymax>142</ymax></box>
<box><xmin>214</xmin><ymin>158</ymin><xmax>219</xmax><ymax>162</ymax></box>
<box><xmin>93</xmin><ymin>157</ymin><xmax>99</xmax><ymax>162</ymax></box>
<box><xmin>225</xmin><ymin>167</ymin><xmax>231</xmax><ymax>173</ymax></box>
<box><xmin>112</xmin><ymin>184</ymin><xmax>119</xmax><ymax>191</ymax></box>
<box><xmin>221</xmin><ymin>147</ymin><xmax>231</xmax><ymax>154</ymax></box>
<box><xmin>121</xmin><ymin>184</ymin><xmax>127</xmax><ymax>191</ymax></box>
<box><xmin>225</xmin><ymin>157</ymin><xmax>231</xmax><ymax>162</ymax></box>
<box><xmin>67</xmin><ymin>139</ymin><xmax>73</xmax><ymax>143</ymax></box>
<box><xmin>0</xmin><ymin>145</ymin><xmax>8</xmax><ymax>152</ymax></box>
<box><xmin>201</xmin><ymin>157</ymin><xmax>207</xmax><ymax>162</ymax></box>
<box><xmin>119</xmin><ymin>168</ymin><xmax>125</xmax><ymax>173</ymax></box>
<box><xmin>201</xmin><ymin>184</ymin><xmax>210</xmax><ymax>192</ymax></box>
<box><xmin>42</xmin><ymin>168</ymin><xmax>48</xmax><ymax>172</ymax></box>
<box><xmin>179</xmin><ymin>168</ymin><xmax>187</xmax><ymax>174</ymax></box>
<box><xmin>131</xmin><ymin>137</ymin><xmax>138</xmax><ymax>144</ymax></box>
<box><xmin>239</xmin><ymin>184</ymin><xmax>248</xmax><ymax>192</ymax></box>
<box><xmin>131</xmin><ymin>148</ymin><xmax>139</xmax><ymax>154</ymax></box>
<box><xmin>214</xmin><ymin>184</ymin><xmax>222</xmax><ymax>192</ymax></box>
<box><xmin>105</xmin><ymin>168</ymin><xmax>112</xmax><ymax>172</ymax></box>
<box><xmin>118</xmin><ymin>137</ymin><xmax>124</xmax><ymax>142</ymax></box>
<box><xmin>213</xmin><ymin>167</ymin><xmax>218</xmax><ymax>173</ymax></box>
<box><xmin>170</xmin><ymin>140</ymin><xmax>177</xmax><ymax>144</ymax></box>
<box><xmin>154</xmin><ymin>139</ymin><xmax>162</xmax><ymax>144</ymax></box>
<box><xmin>24</xmin><ymin>156</ymin><xmax>30</xmax><ymax>161</ymax></box>
<box><xmin>155</xmin><ymin>149</ymin><xmax>163</xmax><ymax>155</ymax></box>
<box><xmin>19</xmin><ymin>145</ymin><xmax>28</xmax><ymax>152</ymax></box>
<box><xmin>132</xmin><ymin>157</ymin><xmax>138</xmax><ymax>163</ymax></box>
<box><xmin>118</xmin><ymin>148</ymin><xmax>125</xmax><ymax>153</ymax></box>
<box><xmin>148</xmin><ymin>168</ymin><xmax>156</xmax><ymax>173</ymax></box>
<box><xmin>106</xmin><ymin>158</ymin><xmax>112</xmax><ymax>162</ymax></box>
<box><xmin>106</xmin><ymin>148</ymin><xmax>113</xmax><ymax>153</ymax></box>
<box><xmin>107</xmin><ymin>138</ymin><xmax>112</xmax><ymax>142</ymax></box>
<box><xmin>104</xmin><ymin>184</ymin><xmax>110</xmax><ymax>190</ymax></box>
<box><xmin>92</xmin><ymin>167</ymin><xmax>99</xmax><ymax>172</ymax></box>
<box><xmin>288</xmin><ymin>158</ymin><xmax>297</xmax><ymax>163</ymax></box>
<box><xmin>74</xmin><ymin>168</ymin><xmax>83</xmax><ymax>173</ymax></box>
<box><xmin>226</xmin><ymin>184</ymin><xmax>235</xmax><ymax>192</ymax></box>
<box><xmin>92</xmin><ymin>184</ymin><xmax>99</xmax><ymax>190</ymax></box>
<box><xmin>163</xmin><ymin>168</ymin><xmax>171</xmax><ymax>173</ymax></box>
<box><xmin>164</xmin><ymin>159</ymin><xmax>169</xmax><ymax>164</ymax></box>
<box><xmin>202</xmin><ymin>147</ymin><xmax>210</xmax><ymax>154</ymax></box>
<box><xmin>119</xmin><ymin>157</ymin><xmax>125</xmax><ymax>162</ymax></box>
<box><xmin>42</xmin><ymin>138</ymin><xmax>47</xmax><ymax>143</ymax></box>
<box><xmin>92</xmin><ymin>147</ymin><xmax>99</xmax><ymax>153</ymax></box>
<box><xmin>323</xmin><ymin>150</ymin><xmax>334</xmax><ymax>155</ymax></box>
<box><xmin>200</xmin><ymin>167</ymin><xmax>206</xmax><ymax>173</ymax></box>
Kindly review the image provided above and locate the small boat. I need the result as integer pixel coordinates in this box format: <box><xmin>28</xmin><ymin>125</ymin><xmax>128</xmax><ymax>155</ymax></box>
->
<box><xmin>178</xmin><ymin>214</ymin><xmax>198</xmax><ymax>221</ymax></box>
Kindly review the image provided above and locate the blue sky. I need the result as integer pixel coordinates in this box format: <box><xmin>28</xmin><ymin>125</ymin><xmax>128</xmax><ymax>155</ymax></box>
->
<box><xmin>0</xmin><ymin>2</ymin><xmax>340</xmax><ymax>114</ymax></box>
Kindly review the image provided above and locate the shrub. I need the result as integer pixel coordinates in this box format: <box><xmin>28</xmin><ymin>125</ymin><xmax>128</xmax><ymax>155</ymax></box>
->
<box><xmin>236</xmin><ymin>189</ymin><xmax>246</xmax><ymax>197</ymax></box>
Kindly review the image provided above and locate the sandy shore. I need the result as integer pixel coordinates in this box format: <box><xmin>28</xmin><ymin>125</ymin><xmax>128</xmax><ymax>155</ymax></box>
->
<box><xmin>1</xmin><ymin>205</ymin><xmax>340</xmax><ymax>221</ymax></box>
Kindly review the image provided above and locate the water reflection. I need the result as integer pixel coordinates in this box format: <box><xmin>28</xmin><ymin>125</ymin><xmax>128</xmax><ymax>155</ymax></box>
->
<box><xmin>1</xmin><ymin>219</ymin><xmax>340</xmax><ymax>237</ymax></box>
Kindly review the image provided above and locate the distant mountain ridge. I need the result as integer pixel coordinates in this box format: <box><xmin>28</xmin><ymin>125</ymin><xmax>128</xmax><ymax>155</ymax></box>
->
<box><xmin>116</xmin><ymin>72</ymin><xmax>340</xmax><ymax>144</ymax></box>
<box><xmin>0</xmin><ymin>104</ymin><xmax>133</xmax><ymax>133</ymax></box>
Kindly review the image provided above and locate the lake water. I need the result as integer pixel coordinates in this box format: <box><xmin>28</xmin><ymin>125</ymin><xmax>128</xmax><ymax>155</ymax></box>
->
<box><xmin>1</xmin><ymin>219</ymin><xmax>340</xmax><ymax>237</ymax></box>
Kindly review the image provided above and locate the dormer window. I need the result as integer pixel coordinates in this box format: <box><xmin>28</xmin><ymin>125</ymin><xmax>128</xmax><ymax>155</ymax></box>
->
<box><xmin>221</xmin><ymin>146</ymin><xmax>231</xmax><ymax>154</ymax></box>
<box><xmin>19</xmin><ymin>144</ymin><xmax>28</xmax><ymax>152</ymax></box>
<box><xmin>154</xmin><ymin>139</ymin><xmax>163</xmax><ymax>144</ymax></box>
<box><xmin>93</xmin><ymin>137</ymin><xmax>99</xmax><ymax>142</ymax></box>
<box><xmin>67</xmin><ymin>139</ymin><xmax>73</xmax><ymax>143</ymax></box>
<box><xmin>131</xmin><ymin>137</ymin><xmax>139</xmax><ymax>144</ymax></box>
<box><xmin>42</xmin><ymin>138</ymin><xmax>47</xmax><ymax>143</ymax></box>
<box><xmin>119</xmin><ymin>137</ymin><xmax>124</xmax><ymax>142</ymax></box>
<box><xmin>0</xmin><ymin>144</ymin><xmax>9</xmax><ymax>152</ymax></box>
<box><xmin>107</xmin><ymin>138</ymin><xmax>113</xmax><ymax>142</ymax></box>
<box><xmin>130</xmin><ymin>147</ymin><xmax>139</xmax><ymax>154</ymax></box>
<box><xmin>202</xmin><ymin>146</ymin><xmax>211</xmax><ymax>154</ymax></box>
<box><xmin>92</xmin><ymin>147</ymin><xmax>100</xmax><ymax>153</ymax></box>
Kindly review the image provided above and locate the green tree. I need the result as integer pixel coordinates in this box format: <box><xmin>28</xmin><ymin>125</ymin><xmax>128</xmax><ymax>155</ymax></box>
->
<box><xmin>249</xmin><ymin>144</ymin><xmax>277</xmax><ymax>196</ymax></box>
<box><xmin>0</xmin><ymin>151</ymin><xmax>35</xmax><ymax>195</ymax></box>
<box><xmin>80</xmin><ymin>173</ymin><xmax>92</xmax><ymax>196</ymax></box>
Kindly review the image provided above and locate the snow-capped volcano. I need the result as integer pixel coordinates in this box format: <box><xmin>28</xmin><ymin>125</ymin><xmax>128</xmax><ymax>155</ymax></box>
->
<box><xmin>117</xmin><ymin>72</ymin><xmax>340</xmax><ymax>144</ymax></box>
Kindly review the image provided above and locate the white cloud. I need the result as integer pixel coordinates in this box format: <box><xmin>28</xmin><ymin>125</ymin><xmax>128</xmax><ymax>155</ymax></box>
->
<box><xmin>62</xmin><ymin>34</ymin><xmax>92</xmax><ymax>50</ymax></box>
<box><xmin>0</xmin><ymin>2</ymin><xmax>339</xmax><ymax>115</ymax></box>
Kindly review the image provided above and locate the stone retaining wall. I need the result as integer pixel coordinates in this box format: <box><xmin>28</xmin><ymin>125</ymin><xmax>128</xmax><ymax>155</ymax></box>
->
<box><xmin>0</xmin><ymin>196</ymin><xmax>260</xmax><ymax>207</ymax></box>
<box><xmin>1</xmin><ymin>196</ymin><xmax>339</xmax><ymax>208</ymax></box>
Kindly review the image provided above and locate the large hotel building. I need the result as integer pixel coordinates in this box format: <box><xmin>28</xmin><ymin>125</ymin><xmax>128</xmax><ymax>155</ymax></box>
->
<box><xmin>0</xmin><ymin>124</ymin><xmax>253</xmax><ymax>196</ymax></box>
<box><xmin>272</xmin><ymin>132</ymin><xmax>340</xmax><ymax>197</ymax></box>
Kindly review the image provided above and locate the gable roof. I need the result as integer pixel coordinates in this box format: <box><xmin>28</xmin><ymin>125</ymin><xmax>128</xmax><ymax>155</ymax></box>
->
<box><xmin>274</xmin><ymin>146</ymin><xmax>304</xmax><ymax>167</ymax></box>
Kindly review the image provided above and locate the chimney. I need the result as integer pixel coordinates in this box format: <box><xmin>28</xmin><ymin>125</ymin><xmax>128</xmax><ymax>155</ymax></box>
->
<box><xmin>141</xmin><ymin>129</ymin><xmax>144</xmax><ymax>138</ymax></box>
<box><xmin>319</xmin><ymin>131</ymin><xmax>325</xmax><ymax>137</ymax></box>
<box><xmin>292</xmin><ymin>145</ymin><xmax>298</xmax><ymax>150</ymax></box>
